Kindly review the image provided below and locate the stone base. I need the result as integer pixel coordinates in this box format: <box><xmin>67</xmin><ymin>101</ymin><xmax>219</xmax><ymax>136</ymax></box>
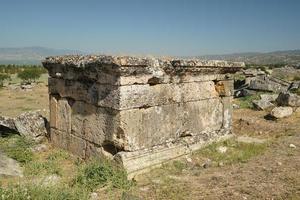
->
<box><xmin>114</xmin><ymin>129</ymin><xmax>232</xmax><ymax>179</ymax></box>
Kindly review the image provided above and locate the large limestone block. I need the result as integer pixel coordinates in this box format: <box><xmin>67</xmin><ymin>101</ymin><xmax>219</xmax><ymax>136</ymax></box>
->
<box><xmin>49</xmin><ymin>78</ymin><xmax>223</xmax><ymax>109</ymax></box>
<box><xmin>71</xmin><ymin>101</ymin><xmax>117</xmax><ymax>145</ymax></box>
<box><xmin>50</xmin><ymin>96</ymin><xmax>72</xmax><ymax>133</ymax></box>
<box><xmin>117</xmin><ymin>99</ymin><xmax>224</xmax><ymax>151</ymax></box>
<box><xmin>50</xmin><ymin>128</ymin><xmax>86</xmax><ymax>158</ymax></box>
<box><xmin>222</xmin><ymin>96</ymin><xmax>233</xmax><ymax>130</ymax></box>
<box><xmin>115</xmin><ymin>132</ymin><xmax>232</xmax><ymax>177</ymax></box>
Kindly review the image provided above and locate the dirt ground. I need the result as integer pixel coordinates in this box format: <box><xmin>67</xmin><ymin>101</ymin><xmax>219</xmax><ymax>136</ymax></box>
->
<box><xmin>130</xmin><ymin>108</ymin><xmax>300</xmax><ymax>200</ymax></box>
<box><xmin>0</xmin><ymin>82</ymin><xmax>300</xmax><ymax>199</ymax></box>
<box><xmin>0</xmin><ymin>74</ymin><xmax>49</xmax><ymax>118</ymax></box>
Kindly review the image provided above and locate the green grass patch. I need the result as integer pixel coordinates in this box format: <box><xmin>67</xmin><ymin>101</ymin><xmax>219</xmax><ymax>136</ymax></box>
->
<box><xmin>195</xmin><ymin>139</ymin><xmax>268</xmax><ymax>166</ymax></box>
<box><xmin>24</xmin><ymin>150</ymin><xmax>70</xmax><ymax>176</ymax></box>
<box><xmin>235</xmin><ymin>94</ymin><xmax>260</xmax><ymax>109</ymax></box>
<box><xmin>0</xmin><ymin>135</ymin><xmax>34</xmax><ymax>164</ymax></box>
<box><xmin>73</xmin><ymin>159</ymin><xmax>134</xmax><ymax>191</ymax></box>
<box><xmin>0</xmin><ymin>184</ymin><xmax>89</xmax><ymax>200</ymax></box>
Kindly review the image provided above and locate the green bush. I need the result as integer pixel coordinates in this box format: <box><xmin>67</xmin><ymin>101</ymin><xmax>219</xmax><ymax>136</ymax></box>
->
<box><xmin>0</xmin><ymin>73</ymin><xmax>10</xmax><ymax>87</ymax></box>
<box><xmin>17</xmin><ymin>68</ymin><xmax>42</xmax><ymax>83</ymax></box>
<box><xmin>73</xmin><ymin>159</ymin><xmax>134</xmax><ymax>191</ymax></box>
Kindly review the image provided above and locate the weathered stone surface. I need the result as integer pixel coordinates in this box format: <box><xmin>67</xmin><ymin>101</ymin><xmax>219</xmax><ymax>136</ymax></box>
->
<box><xmin>248</xmin><ymin>75</ymin><xmax>290</xmax><ymax>93</ymax></box>
<box><xmin>14</xmin><ymin>111</ymin><xmax>47</xmax><ymax>143</ymax></box>
<box><xmin>71</xmin><ymin>101</ymin><xmax>116</xmax><ymax>145</ymax></box>
<box><xmin>0</xmin><ymin>151</ymin><xmax>23</xmax><ymax>177</ymax></box>
<box><xmin>115</xmin><ymin>133</ymin><xmax>232</xmax><ymax>178</ymax></box>
<box><xmin>270</xmin><ymin>107</ymin><xmax>293</xmax><ymax>119</ymax></box>
<box><xmin>276</xmin><ymin>92</ymin><xmax>300</xmax><ymax>107</ymax></box>
<box><xmin>253</xmin><ymin>99</ymin><xmax>274</xmax><ymax>110</ymax></box>
<box><xmin>44</xmin><ymin>55</ymin><xmax>243</xmax><ymax>175</ymax></box>
<box><xmin>118</xmin><ymin>99</ymin><xmax>224</xmax><ymax>151</ymax></box>
<box><xmin>0</xmin><ymin>116</ymin><xmax>16</xmax><ymax>134</ymax></box>
<box><xmin>50</xmin><ymin>96</ymin><xmax>72</xmax><ymax>133</ymax></box>
<box><xmin>43</xmin><ymin>55</ymin><xmax>244</xmax><ymax>85</ymax></box>
<box><xmin>49</xmin><ymin>78</ymin><xmax>228</xmax><ymax>109</ymax></box>
<box><xmin>260</xmin><ymin>94</ymin><xmax>278</xmax><ymax>102</ymax></box>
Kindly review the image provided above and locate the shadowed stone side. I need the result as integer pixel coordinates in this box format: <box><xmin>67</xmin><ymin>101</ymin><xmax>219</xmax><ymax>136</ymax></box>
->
<box><xmin>43</xmin><ymin>55</ymin><xmax>243</xmax><ymax>177</ymax></box>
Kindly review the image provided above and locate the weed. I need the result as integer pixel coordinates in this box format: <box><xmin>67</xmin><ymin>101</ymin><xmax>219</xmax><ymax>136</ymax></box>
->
<box><xmin>0</xmin><ymin>183</ymin><xmax>89</xmax><ymax>200</ymax></box>
<box><xmin>73</xmin><ymin>159</ymin><xmax>134</xmax><ymax>191</ymax></box>
<box><xmin>24</xmin><ymin>160</ymin><xmax>62</xmax><ymax>176</ymax></box>
<box><xmin>0</xmin><ymin>135</ymin><xmax>33</xmax><ymax>164</ymax></box>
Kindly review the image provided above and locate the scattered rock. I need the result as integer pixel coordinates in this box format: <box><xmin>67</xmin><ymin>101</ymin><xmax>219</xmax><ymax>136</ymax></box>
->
<box><xmin>20</xmin><ymin>83</ymin><xmax>34</xmax><ymax>91</ymax></box>
<box><xmin>289</xmin><ymin>144</ymin><xmax>296</xmax><ymax>148</ymax></box>
<box><xmin>186</xmin><ymin>156</ymin><xmax>193</xmax><ymax>163</ymax></box>
<box><xmin>0</xmin><ymin>151</ymin><xmax>23</xmax><ymax>177</ymax></box>
<box><xmin>277</xmin><ymin>161</ymin><xmax>282</xmax><ymax>166</ymax></box>
<box><xmin>252</xmin><ymin>99</ymin><xmax>274</xmax><ymax>110</ymax></box>
<box><xmin>216</xmin><ymin>146</ymin><xmax>228</xmax><ymax>154</ymax></box>
<box><xmin>31</xmin><ymin>144</ymin><xmax>48</xmax><ymax>152</ymax></box>
<box><xmin>234</xmin><ymin>89</ymin><xmax>256</xmax><ymax>98</ymax></box>
<box><xmin>295</xmin><ymin>107</ymin><xmax>300</xmax><ymax>113</ymax></box>
<box><xmin>236</xmin><ymin>136</ymin><xmax>266</xmax><ymax>144</ymax></box>
<box><xmin>233</xmin><ymin>104</ymin><xmax>240</xmax><ymax>109</ymax></box>
<box><xmin>260</xmin><ymin>94</ymin><xmax>278</xmax><ymax>102</ymax></box>
<box><xmin>276</xmin><ymin>92</ymin><xmax>300</xmax><ymax>107</ymax></box>
<box><xmin>270</xmin><ymin>106</ymin><xmax>293</xmax><ymax>119</ymax></box>
<box><xmin>14</xmin><ymin>111</ymin><xmax>48</xmax><ymax>143</ymax></box>
<box><xmin>90</xmin><ymin>192</ymin><xmax>99</xmax><ymax>200</ymax></box>
<box><xmin>202</xmin><ymin>159</ymin><xmax>212</xmax><ymax>169</ymax></box>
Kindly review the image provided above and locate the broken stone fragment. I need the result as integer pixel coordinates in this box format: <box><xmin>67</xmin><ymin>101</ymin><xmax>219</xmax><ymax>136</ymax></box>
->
<box><xmin>252</xmin><ymin>99</ymin><xmax>274</xmax><ymax>110</ymax></box>
<box><xmin>14</xmin><ymin>111</ymin><xmax>48</xmax><ymax>143</ymax></box>
<box><xmin>0</xmin><ymin>115</ymin><xmax>16</xmax><ymax>132</ymax></box>
<box><xmin>276</xmin><ymin>92</ymin><xmax>300</xmax><ymax>107</ymax></box>
<box><xmin>270</xmin><ymin>106</ymin><xmax>293</xmax><ymax>119</ymax></box>
<box><xmin>0</xmin><ymin>151</ymin><xmax>23</xmax><ymax>178</ymax></box>
<box><xmin>260</xmin><ymin>94</ymin><xmax>278</xmax><ymax>102</ymax></box>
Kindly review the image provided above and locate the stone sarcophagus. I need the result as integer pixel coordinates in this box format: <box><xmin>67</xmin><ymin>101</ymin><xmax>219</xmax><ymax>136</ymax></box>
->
<box><xmin>43</xmin><ymin>55</ymin><xmax>244</xmax><ymax>177</ymax></box>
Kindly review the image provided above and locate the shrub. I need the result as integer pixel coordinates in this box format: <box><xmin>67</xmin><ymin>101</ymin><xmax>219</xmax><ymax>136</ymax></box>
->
<box><xmin>0</xmin><ymin>73</ymin><xmax>10</xmax><ymax>87</ymax></box>
<box><xmin>17</xmin><ymin>68</ymin><xmax>42</xmax><ymax>83</ymax></box>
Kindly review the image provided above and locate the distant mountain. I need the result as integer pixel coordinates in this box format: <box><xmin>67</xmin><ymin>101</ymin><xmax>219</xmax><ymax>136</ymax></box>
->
<box><xmin>197</xmin><ymin>50</ymin><xmax>300</xmax><ymax>66</ymax></box>
<box><xmin>0</xmin><ymin>47</ymin><xmax>84</xmax><ymax>65</ymax></box>
<box><xmin>1</xmin><ymin>47</ymin><xmax>300</xmax><ymax>66</ymax></box>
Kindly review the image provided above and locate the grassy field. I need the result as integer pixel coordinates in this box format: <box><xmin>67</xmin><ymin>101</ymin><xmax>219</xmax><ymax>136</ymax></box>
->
<box><xmin>0</xmin><ymin>81</ymin><xmax>300</xmax><ymax>199</ymax></box>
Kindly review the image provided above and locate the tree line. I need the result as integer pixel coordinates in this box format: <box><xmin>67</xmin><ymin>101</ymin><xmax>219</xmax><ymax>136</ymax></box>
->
<box><xmin>0</xmin><ymin>64</ymin><xmax>47</xmax><ymax>87</ymax></box>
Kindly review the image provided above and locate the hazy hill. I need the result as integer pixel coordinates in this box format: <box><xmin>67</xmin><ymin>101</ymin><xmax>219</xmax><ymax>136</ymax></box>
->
<box><xmin>197</xmin><ymin>50</ymin><xmax>300</xmax><ymax>66</ymax></box>
<box><xmin>1</xmin><ymin>47</ymin><xmax>300</xmax><ymax>66</ymax></box>
<box><xmin>0</xmin><ymin>47</ymin><xmax>83</xmax><ymax>65</ymax></box>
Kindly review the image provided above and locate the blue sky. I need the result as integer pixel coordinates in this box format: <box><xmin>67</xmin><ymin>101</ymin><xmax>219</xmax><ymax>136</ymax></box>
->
<box><xmin>0</xmin><ymin>0</ymin><xmax>299</xmax><ymax>56</ymax></box>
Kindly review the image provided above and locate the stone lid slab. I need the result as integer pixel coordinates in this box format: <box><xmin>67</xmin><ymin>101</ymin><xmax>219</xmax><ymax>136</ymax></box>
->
<box><xmin>43</xmin><ymin>55</ymin><xmax>245</xmax><ymax>68</ymax></box>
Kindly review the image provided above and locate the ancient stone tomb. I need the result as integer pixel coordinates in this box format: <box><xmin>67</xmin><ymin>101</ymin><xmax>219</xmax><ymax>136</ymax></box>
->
<box><xmin>43</xmin><ymin>55</ymin><xmax>244</xmax><ymax>176</ymax></box>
